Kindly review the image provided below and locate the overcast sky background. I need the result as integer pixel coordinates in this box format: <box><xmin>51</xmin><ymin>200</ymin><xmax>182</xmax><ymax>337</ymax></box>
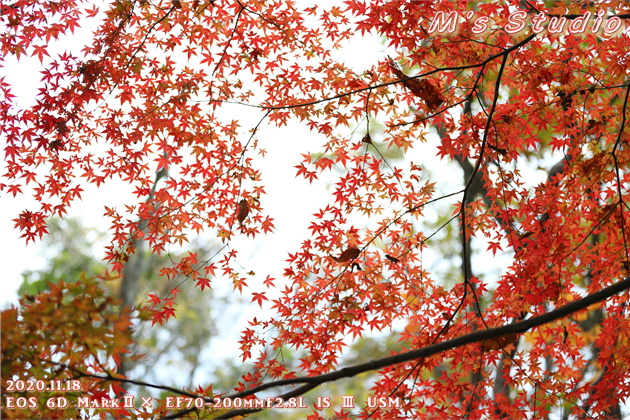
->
<box><xmin>0</xmin><ymin>3</ymin><xmax>530</xmax><ymax>375</ymax></box>
<box><xmin>3</xmin><ymin>8</ymin><xmax>591</xmax><ymax>414</ymax></box>
<box><xmin>0</xmin><ymin>6</ymin><xmax>449</xmax><ymax>308</ymax></box>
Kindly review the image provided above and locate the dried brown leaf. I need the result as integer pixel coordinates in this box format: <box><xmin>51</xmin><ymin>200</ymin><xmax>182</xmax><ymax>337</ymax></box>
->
<box><xmin>237</xmin><ymin>199</ymin><xmax>249</xmax><ymax>225</ymax></box>
<box><xmin>481</xmin><ymin>332</ymin><xmax>517</xmax><ymax>351</ymax></box>
<box><xmin>389</xmin><ymin>60</ymin><xmax>444</xmax><ymax>110</ymax></box>
<box><xmin>332</xmin><ymin>246</ymin><xmax>360</xmax><ymax>263</ymax></box>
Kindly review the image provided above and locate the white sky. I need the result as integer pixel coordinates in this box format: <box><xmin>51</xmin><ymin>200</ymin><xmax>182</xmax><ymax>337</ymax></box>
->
<box><xmin>1</xmin><ymin>6</ymin><xmax>585</xmax><ymax>416</ymax></box>
<box><xmin>3</xmin><ymin>7</ymin><xmax>629</xmax><ymax>420</ymax></box>
<box><xmin>0</xmin><ymin>21</ymin><xmax>424</xmax><ymax>385</ymax></box>
<box><xmin>0</xmin><ymin>25</ymin><xmax>440</xmax><ymax>387</ymax></box>
<box><xmin>0</xmin><ymin>9</ymin><xmax>427</xmax><ymax>296</ymax></box>
<box><xmin>0</xmin><ymin>25</ymin><xmax>521</xmax><ymax>312</ymax></box>
<box><xmin>0</xmin><ymin>11</ymin><xmax>104</xmax><ymax>306</ymax></box>
<box><xmin>0</xmin><ymin>4</ymin><xmax>539</xmax><ymax>372</ymax></box>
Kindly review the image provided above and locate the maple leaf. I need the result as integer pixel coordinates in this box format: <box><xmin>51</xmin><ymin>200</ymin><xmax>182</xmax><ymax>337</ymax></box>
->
<box><xmin>331</xmin><ymin>246</ymin><xmax>361</xmax><ymax>263</ymax></box>
<box><xmin>196</xmin><ymin>277</ymin><xmax>211</xmax><ymax>290</ymax></box>
<box><xmin>481</xmin><ymin>332</ymin><xmax>517</xmax><ymax>351</ymax></box>
<box><xmin>237</xmin><ymin>199</ymin><xmax>249</xmax><ymax>225</ymax></box>
<box><xmin>7</xmin><ymin>184</ymin><xmax>22</xmax><ymax>197</ymax></box>
<box><xmin>263</xmin><ymin>275</ymin><xmax>275</xmax><ymax>288</ymax></box>
<box><xmin>6</xmin><ymin>2</ymin><xmax>630</xmax><ymax>419</ymax></box>
<box><xmin>118</xmin><ymin>88</ymin><xmax>135</xmax><ymax>104</ymax></box>
<box><xmin>251</xmin><ymin>292</ymin><xmax>268</xmax><ymax>307</ymax></box>
<box><xmin>31</xmin><ymin>44</ymin><xmax>50</xmax><ymax>63</ymax></box>
<box><xmin>233</xmin><ymin>277</ymin><xmax>248</xmax><ymax>293</ymax></box>
<box><xmin>147</xmin><ymin>294</ymin><xmax>161</xmax><ymax>306</ymax></box>
<box><xmin>389</xmin><ymin>59</ymin><xmax>444</xmax><ymax>110</ymax></box>
<box><xmin>487</xmin><ymin>241</ymin><xmax>502</xmax><ymax>256</ymax></box>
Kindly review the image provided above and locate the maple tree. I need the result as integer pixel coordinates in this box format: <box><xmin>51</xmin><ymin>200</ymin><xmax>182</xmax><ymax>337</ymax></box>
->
<box><xmin>2</xmin><ymin>0</ymin><xmax>630</xmax><ymax>419</ymax></box>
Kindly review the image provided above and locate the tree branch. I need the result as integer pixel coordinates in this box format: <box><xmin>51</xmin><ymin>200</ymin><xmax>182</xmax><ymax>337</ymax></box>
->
<box><xmin>158</xmin><ymin>276</ymin><xmax>630</xmax><ymax>419</ymax></box>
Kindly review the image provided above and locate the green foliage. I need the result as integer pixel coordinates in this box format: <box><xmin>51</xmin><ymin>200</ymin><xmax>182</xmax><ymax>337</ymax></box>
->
<box><xmin>2</xmin><ymin>276</ymin><xmax>144</xmax><ymax>419</ymax></box>
<box><xmin>17</xmin><ymin>218</ymin><xmax>106</xmax><ymax>297</ymax></box>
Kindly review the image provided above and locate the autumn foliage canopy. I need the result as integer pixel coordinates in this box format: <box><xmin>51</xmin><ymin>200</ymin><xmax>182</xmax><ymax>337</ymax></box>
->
<box><xmin>2</xmin><ymin>0</ymin><xmax>630</xmax><ymax>419</ymax></box>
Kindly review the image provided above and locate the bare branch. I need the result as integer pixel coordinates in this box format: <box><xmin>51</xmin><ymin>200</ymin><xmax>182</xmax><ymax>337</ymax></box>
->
<box><xmin>158</xmin><ymin>276</ymin><xmax>630</xmax><ymax>419</ymax></box>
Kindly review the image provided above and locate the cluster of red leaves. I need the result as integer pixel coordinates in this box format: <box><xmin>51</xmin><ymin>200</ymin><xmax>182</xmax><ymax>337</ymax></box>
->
<box><xmin>3</xmin><ymin>0</ymin><xmax>630</xmax><ymax>419</ymax></box>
